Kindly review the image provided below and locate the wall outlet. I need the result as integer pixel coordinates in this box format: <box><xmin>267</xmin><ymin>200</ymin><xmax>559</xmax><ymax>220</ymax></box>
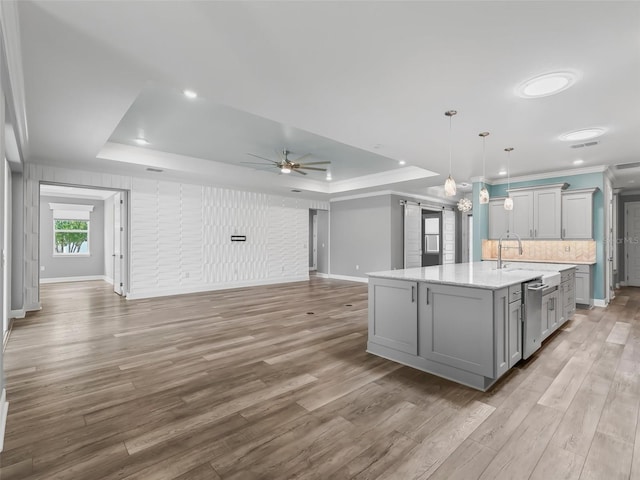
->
<box><xmin>355</xmin><ymin>265</ymin><xmax>359</xmax><ymax>270</ymax></box>
<box><xmin>40</xmin><ymin>266</ymin><xmax>45</xmax><ymax>271</ymax></box>
<box><xmin>565</xmin><ymin>246</ymin><xmax>570</xmax><ymax>252</ymax></box>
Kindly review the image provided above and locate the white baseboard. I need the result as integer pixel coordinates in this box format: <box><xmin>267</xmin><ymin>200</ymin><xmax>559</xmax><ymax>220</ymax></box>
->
<box><xmin>0</xmin><ymin>389</ymin><xmax>8</xmax><ymax>452</ymax></box>
<box><xmin>328</xmin><ymin>274</ymin><xmax>368</xmax><ymax>283</ymax></box>
<box><xmin>619</xmin><ymin>281</ymin><xmax>628</xmax><ymax>287</ymax></box>
<box><xmin>104</xmin><ymin>276</ymin><xmax>114</xmax><ymax>285</ymax></box>
<box><xmin>40</xmin><ymin>275</ymin><xmax>108</xmax><ymax>284</ymax></box>
<box><xmin>9</xmin><ymin>309</ymin><xmax>25</xmax><ymax>319</ymax></box>
<box><xmin>593</xmin><ymin>299</ymin><xmax>607</xmax><ymax>308</ymax></box>
<box><xmin>126</xmin><ymin>275</ymin><xmax>311</xmax><ymax>300</ymax></box>
<box><xmin>315</xmin><ymin>273</ymin><xmax>329</xmax><ymax>278</ymax></box>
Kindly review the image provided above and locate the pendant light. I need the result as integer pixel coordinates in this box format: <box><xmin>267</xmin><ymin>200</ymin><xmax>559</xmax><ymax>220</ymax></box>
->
<box><xmin>443</xmin><ymin>110</ymin><xmax>457</xmax><ymax>196</ymax></box>
<box><xmin>479</xmin><ymin>132</ymin><xmax>490</xmax><ymax>204</ymax></box>
<box><xmin>504</xmin><ymin>147</ymin><xmax>514</xmax><ymax>210</ymax></box>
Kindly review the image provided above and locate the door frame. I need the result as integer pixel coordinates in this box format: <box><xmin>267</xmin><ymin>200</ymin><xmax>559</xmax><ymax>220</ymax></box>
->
<box><xmin>625</xmin><ymin>201</ymin><xmax>640</xmax><ymax>287</ymax></box>
<box><xmin>38</xmin><ymin>182</ymin><xmax>130</xmax><ymax>297</ymax></box>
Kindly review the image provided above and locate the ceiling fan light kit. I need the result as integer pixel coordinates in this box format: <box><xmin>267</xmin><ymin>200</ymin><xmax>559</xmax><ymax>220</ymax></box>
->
<box><xmin>242</xmin><ymin>149</ymin><xmax>331</xmax><ymax>176</ymax></box>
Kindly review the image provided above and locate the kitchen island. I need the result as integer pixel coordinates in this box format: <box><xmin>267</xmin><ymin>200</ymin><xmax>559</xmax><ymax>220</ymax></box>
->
<box><xmin>367</xmin><ymin>261</ymin><xmax>576</xmax><ymax>391</ymax></box>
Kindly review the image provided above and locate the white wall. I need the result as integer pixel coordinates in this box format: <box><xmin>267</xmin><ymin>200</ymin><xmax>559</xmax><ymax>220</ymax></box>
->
<box><xmin>22</xmin><ymin>164</ymin><xmax>329</xmax><ymax>304</ymax></box>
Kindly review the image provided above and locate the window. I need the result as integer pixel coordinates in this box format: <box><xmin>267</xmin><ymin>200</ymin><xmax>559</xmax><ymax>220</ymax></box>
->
<box><xmin>54</xmin><ymin>219</ymin><xmax>90</xmax><ymax>255</ymax></box>
<box><xmin>48</xmin><ymin>202</ymin><xmax>94</xmax><ymax>256</ymax></box>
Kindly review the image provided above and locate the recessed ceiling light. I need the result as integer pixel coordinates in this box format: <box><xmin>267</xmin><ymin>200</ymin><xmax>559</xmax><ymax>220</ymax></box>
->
<box><xmin>183</xmin><ymin>89</ymin><xmax>197</xmax><ymax>99</ymax></box>
<box><xmin>326</xmin><ymin>173</ymin><xmax>332</xmax><ymax>181</ymax></box>
<box><xmin>560</xmin><ymin>128</ymin><xmax>605</xmax><ymax>142</ymax></box>
<box><xmin>135</xmin><ymin>138</ymin><xmax>149</xmax><ymax>146</ymax></box>
<box><xmin>517</xmin><ymin>71</ymin><xmax>577</xmax><ymax>98</ymax></box>
<box><xmin>498</xmin><ymin>170</ymin><xmax>507</xmax><ymax>176</ymax></box>
<box><xmin>398</xmin><ymin>160</ymin><xmax>406</xmax><ymax>166</ymax></box>
<box><xmin>573</xmin><ymin>159</ymin><xmax>584</xmax><ymax>165</ymax></box>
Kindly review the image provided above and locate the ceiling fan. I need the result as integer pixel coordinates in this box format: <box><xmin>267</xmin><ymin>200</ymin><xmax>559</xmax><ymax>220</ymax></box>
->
<box><xmin>242</xmin><ymin>150</ymin><xmax>330</xmax><ymax>175</ymax></box>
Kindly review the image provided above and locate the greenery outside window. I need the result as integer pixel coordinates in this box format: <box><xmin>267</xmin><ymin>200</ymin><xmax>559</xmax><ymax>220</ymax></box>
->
<box><xmin>54</xmin><ymin>219</ymin><xmax>90</xmax><ymax>255</ymax></box>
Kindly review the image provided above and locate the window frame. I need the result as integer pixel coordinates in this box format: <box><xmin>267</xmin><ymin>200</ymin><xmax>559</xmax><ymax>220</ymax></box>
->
<box><xmin>53</xmin><ymin>218</ymin><xmax>91</xmax><ymax>256</ymax></box>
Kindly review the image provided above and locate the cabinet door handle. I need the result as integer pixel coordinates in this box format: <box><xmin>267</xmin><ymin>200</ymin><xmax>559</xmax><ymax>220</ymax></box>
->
<box><xmin>530</xmin><ymin>229</ymin><xmax>532</xmax><ymax>237</ymax></box>
<box><xmin>426</xmin><ymin>288</ymin><xmax>430</xmax><ymax>305</ymax></box>
<box><xmin>534</xmin><ymin>229</ymin><xmax>537</xmax><ymax>237</ymax></box>
<box><xmin>411</xmin><ymin>286</ymin><xmax>415</xmax><ymax>303</ymax></box>
<box><xmin>562</xmin><ymin>228</ymin><xmax>565</xmax><ymax>238</ymax></box>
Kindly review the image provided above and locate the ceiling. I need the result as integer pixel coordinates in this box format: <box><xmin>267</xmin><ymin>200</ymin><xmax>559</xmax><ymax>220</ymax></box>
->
<box><xmin>14</xmin><ymin>1</ymin><xmax>640</xmax><ymax>199</ymax></box>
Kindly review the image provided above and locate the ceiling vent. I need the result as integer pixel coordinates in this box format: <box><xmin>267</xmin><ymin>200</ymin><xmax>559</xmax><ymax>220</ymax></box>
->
<box><xmin>570</xmin><ymin>141</ymin><xmax>599</xmax><ymax>149</ymax></box>
<box><xmin>146</xmin><ymin>167</ymin><xmax>163</xmax><ymax>173</ymax></box>
<box><xmin>615</xmin><ymin>162</ymin><xmax>640</xmax><ymax>170</ymax></box>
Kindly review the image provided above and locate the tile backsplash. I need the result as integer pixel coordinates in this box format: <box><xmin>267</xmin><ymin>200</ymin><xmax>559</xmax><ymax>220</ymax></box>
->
<box><xmin>482</xmin><ymin>239</ymin><xmax>596</xmax><ymax>264</ymax></box>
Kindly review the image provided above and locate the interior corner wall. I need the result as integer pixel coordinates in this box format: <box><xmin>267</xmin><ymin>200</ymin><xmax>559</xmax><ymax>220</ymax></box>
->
<box><xmin>330</xmin><ymin>195</ymin><xmax>393</xmax><ymax>278</ymax></box>
<box><xmin>39</xmin><ymin>195</ymin><xmax>105</xmax><ymax>280</ymax></box>
<box><xmin>22</xmin><ymin>164</ymin><xmax>329</xmax><ymax>302</ymax></box>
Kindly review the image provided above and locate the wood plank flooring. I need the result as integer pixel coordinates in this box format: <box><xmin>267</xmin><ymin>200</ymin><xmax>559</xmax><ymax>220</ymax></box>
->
<box><xmin>1</xmin><ymin>278</ymin><xmax>639</xmax><ymax>479</ymax></box>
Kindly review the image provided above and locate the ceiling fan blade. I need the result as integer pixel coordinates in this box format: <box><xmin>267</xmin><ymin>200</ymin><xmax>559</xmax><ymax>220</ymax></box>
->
<box><xmin>293</xmin><ymin>169</ymin><xmax>307</xmax><ymax>175</ymax></box>
<box><xmin>247</xmin><ymin>153</ymin><xmax>278</xmax><ymax>164</ymax></box>
<box><xmin>240</xmin><ymin>161</ymin><xmax>278</xmax><ymax>165</ymax></box>
<box><xmin>292</xmin><ymin>153</ymin><xmax>311</xmax><ymax>163</ymax></box>
<box><xmin>299</xmin><ymin>161</ymin><xmax>331</xmax><ymax>165</ymax></box>
<box><xmin>298</xmin><ymin>166</ymin><xmax>327</xmax><ymax>171</ymax></box>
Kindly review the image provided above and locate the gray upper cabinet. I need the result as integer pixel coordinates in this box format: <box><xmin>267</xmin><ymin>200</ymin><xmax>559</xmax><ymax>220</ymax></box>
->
<box><xmin>506</xmin><ymin>184</ymin><xmax>567</xmax><ymax>239</ymax></box>
<box><xmin>488</xmin><ymin>198</ymin><xmax>509</xmax><ymax>239</ymax></box>
<box><xmin>562</xmin><ymin>188</ymin><xmax>597</xmax><ymax>239</ymax></box>
<box><xmin>510</xmin><ymin>191</ymin><xmax>534</xmax><ymax>238</ymax></box>
<box><xmin>533</xmin><ymin>188</ymin><xmax>562</xmax><ymax>239</ymax></box>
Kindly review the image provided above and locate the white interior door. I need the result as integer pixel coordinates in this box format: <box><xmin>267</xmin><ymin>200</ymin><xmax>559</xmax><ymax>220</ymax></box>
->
<box><xmin>404</xmin><ymin>203</ymin><xmax>421</xmax><ymax>268</ymax></box>
<box><xmin>625</xmin><ymin>202</ymin><xmax>640</xmax><ymax>287</ymax></box>
<box><xmin>312</xmin><ymin>214</ymin><xmax>318</xmax><ymax>270</ymax></box>
<box><xmin>113</xmin><ymin>192</ymin><xmax>123</xmax><ymax>295</ymax></box>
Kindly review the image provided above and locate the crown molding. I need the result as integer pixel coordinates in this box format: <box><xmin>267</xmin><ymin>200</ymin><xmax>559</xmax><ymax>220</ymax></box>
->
<box><xmin>489</xmin><ymin>165</ymin><xmax>608</xmax><ymax>185</ymax></box>
<box><xmin>330</xmin><ymin>189</ymin><xmax>456</xmax><ymax>206</ymax></box>
<box><xmin>327</xmin><ymin>166</ymin><xmax>437</xmax><ymax>194</ymax></box>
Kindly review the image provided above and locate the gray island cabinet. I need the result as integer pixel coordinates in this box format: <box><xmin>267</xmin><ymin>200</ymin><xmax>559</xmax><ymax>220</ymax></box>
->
<box><xmin>367</xmin><ymin>262</ymin><xmax>563</xmax><ymax>391</ymax></box>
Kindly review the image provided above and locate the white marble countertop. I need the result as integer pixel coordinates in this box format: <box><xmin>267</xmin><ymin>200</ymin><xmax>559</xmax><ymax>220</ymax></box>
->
<box><xmin>482</xmin><ymin>257</ymin><xmax>595</xmax><ymax>265</ymax></box>
<box><xmin>367</xmin><ymin>261</ymin><xmax>577</xmax><ymax>290</ymax></box>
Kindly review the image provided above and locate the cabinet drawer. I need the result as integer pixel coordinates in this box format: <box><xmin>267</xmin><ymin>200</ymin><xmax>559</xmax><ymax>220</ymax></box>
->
<box><xmin>575</xmin><ymin>264</ymin><xmax>590</xmax><ymax>274</ymax></box>
<box><xmin>508</xmin><ymin>284</ymin><xmax>522</xmax><ymax>303</ymax></box>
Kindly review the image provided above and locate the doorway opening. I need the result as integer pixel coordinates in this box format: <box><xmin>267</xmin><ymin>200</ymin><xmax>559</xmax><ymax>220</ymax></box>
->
<box><xmin>38</xmin><ymin>183</ymin><xmax>130</xmax><ymax>297</ymax></box>
<box><xmin>421</xmin><ymin>210</ymin><xmax>442</xmax><ymax>267</ymax></box>
<box><xmin>309</xmin><ymin>209</ymin><xmax>329</xmax><ymax>276</ymax></box>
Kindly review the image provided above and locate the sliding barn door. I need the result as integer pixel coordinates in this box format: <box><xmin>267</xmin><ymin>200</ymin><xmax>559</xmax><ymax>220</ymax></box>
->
<box><xmin>404</xmin><ymin>203</ymin><xmax>421</xmax><ymax>268</ymax></box>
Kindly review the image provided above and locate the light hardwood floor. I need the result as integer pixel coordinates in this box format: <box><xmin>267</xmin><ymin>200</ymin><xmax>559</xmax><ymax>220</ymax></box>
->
<box><xmin>0</xmin><ymin>277</ymin><xmax>639</xmax><ymax>479</ymax></box>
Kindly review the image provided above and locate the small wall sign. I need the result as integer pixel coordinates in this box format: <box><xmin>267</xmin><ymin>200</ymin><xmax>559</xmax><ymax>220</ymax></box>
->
<box><xmin>231</xmin><ymin>235</ymin><xmax>247</xmax><ymax>242</ymax></box>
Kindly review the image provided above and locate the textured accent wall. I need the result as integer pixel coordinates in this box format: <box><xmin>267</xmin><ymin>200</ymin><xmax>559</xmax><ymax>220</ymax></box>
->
<box><xmin>23</xmin><ymin>164</ymin><xmax>328</xmax><ymax>306</ymax></box>
<box><xmin>481</xmin><ymin>239</ymin><xmax>596</xmax><ymax>264</ymax></box>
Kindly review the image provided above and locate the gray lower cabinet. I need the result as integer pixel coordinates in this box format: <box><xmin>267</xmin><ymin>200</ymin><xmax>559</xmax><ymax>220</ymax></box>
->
<box><xmin>574</xmin><ymin>265</ymin><xmax>592</xmax><ymax>306</ymax></box>
<box><xmin>508</xmin><ymin>299</ymin><xmax>523</xmax><ymax>368</ymax></box>
<box><xmin>541</xmin><ymin>289</ymin><xmax>559</xmax><ymax>341</ymax></box>
<box><xmin>367</xmin><ymin>278</ymin><xmax>521</xmax><ymax>391</ymax></box>
<box><xmin>368</xmin><ymin>278</ymin><xmax>418</xmax><ymax>354</ymax></box>
<box><xmin>418</xmin><ymin>282</ymin><xmax>504</xmax><ymax>379</ymax></box>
